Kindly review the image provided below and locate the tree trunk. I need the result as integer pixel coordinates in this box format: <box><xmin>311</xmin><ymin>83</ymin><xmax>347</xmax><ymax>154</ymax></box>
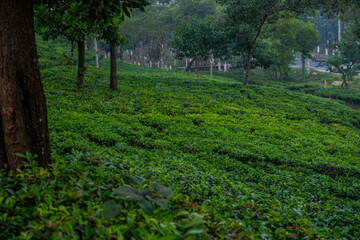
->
<box><xmin>110</xmin><ymin>43</ymin><xmax>117</xmax><ymax>90</ymax></box>
<box><xmin>341</xmin><ymin>75</ymin><xmax>349</xmax><ymax>88</ymax></box>
<box><xmin>0</xmin><ymin>0</ymin><xmax>50</xmax><ymax>170</ymax></box>
<box><xmin>186</xmin><ymin>59</ymin><xmax>195</xmax><ymax>71</ymax></box>
<box><xmin>243</xmin><ymin>16</ymin><xmax>267</xmax><ymax>85</ymax></box>
<box><xmin>77</xmin><ymin>41</ymin><xmax>86</xmax><ymax>89</ymax></box>
<box><xmin>0</xmin><ymin>121</ymin><xmax>6</xmax><ymax>168</ymax></box>
<box><xmin>301</xmin><ymin>55</ymin><xmax>306</xmax><ymax>83</ymax></box>
<box><xmin>94</xmin><ymin>37</ymin><xmax>99</xmax><ymax>68</ymax></box>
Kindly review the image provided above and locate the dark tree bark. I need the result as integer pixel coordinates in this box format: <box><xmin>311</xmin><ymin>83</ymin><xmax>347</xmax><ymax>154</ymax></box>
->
<box><xmin>243</xmin><ymin>16</ymin><xmax>267</xmax><ymax>86</ymax></box>
<box><xmin>0</xmin><ymin>120</ymin><xmax>6</xmax><ymax>168</ymax></box>
<box><xmin>77</xmin><ymin>41</ymin><xmax>86</xmax><ymax>89</ymax></box>
<box><xmin>0</xmin><ymin>0</ymin><xmax>50</xmax><ymax>170</ymax></box>
<box><xmin>186</xmin><ymin>59</ymin><xmax>195</xmax><ymax>72</ymax></box>
<box><xmin>110</xmin><ymin>43</ymin><xmax>118</xmax><ymax>90</ymax></box>
<box><xmin>341</xmin><ymin>78</ymin><xmax>349</xmax><ymax>88</ymax></box>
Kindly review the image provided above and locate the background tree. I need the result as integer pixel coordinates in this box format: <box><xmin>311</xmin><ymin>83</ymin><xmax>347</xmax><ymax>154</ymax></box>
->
<box><xmin>217</xmin><ymin>0</ymin><xmax>318</xmax><ymax>85</ymax></box>
<box><xmin>263</xmin><ymin>17</ymin><xmax>300</xmax><ymax>79</ymax></box>
<box><xmin>98</xmin><ymin>16</ymin><xmax>126</xmax><ymax>90</ymax></box>
<box><xmin>120</xmin><ymin>3</ymin><xmax>176</xmax><ymax>65</ymax></box>
<box><xmin>294</xmin><ymin>20</ymin><xmax>320</xmax><ymax>82</ymax></box>
<box><xmin>168</xmin><ymin>16</ymin><xmax>225</xmax><ymax>73</ymax></box>
<box><xmin>35</xmin><ymin>1</ymin><xmax>95</xmax><ymax>89</ymax></box>
<box><xmin>0</xmin><ymin>0</ymin><xmax>149</xmax><ymax>172</ymax></box>
<box><xmin>119</xmin><ymin>0</ymin><xmax>218</xmax><ymax>67</ymax></box>
<box><xmin>327</xmin><ymin>24</ymin><xmax>360</xmax><ymax>88</ymax></box>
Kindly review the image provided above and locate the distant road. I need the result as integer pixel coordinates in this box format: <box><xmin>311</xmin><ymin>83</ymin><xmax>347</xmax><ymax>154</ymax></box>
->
<box><xmin>291</xmin><ymin>59</ymin><xmax>329</xmax><ymax>72</ymax></box>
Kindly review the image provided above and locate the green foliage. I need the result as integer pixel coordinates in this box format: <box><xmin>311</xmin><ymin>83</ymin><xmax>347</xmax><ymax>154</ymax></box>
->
<box><xmin>326</xmin><ymin>24</ymin><xmax>360</xmax><ymax>87</ymax></box>
<box><xmin>294</xmin><ymin>20</ymin><xmax>320</xmax><ymax>82</ymax></box>
<box><xmin>264</xmin><ymin>17</ymin><xmax>301</xmax><ymax>79</ymax></box>
<box><xmin>1</xmin><ymin>39</ymin><xmax>360</xmax><ymax>239</ymax></box>
<box><xmin>98</xmin><ymin>15</ymin><xmax>126</xmax><ymax>46</ymax></box>
<box><xmin>35</xmin><ymin>1</ymin><xmax>94</xmax><ymax>43</ymax></box>
<box><xmin>104</xmin><ymin>182</ymin><xmax>173</xmax><ymax>217</ymax></box>
<box><xmin>168</xmin><ymin>16</ymin><xmax>225</xmax><ymax>61</ymax></box>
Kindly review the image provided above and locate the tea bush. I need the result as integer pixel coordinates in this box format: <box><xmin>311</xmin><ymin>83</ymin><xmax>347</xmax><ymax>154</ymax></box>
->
<box><xmin>0</xmin><ymin>40</ymin><xmax>360</xmax><ymax>239</ymax></box>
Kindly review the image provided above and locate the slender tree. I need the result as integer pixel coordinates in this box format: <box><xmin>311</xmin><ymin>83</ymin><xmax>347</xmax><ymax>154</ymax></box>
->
<box><xmin>35</xmin><ymin>1</ymin><xmax>94</xmax><ymax>89</ymax></box>
<box><xmin>217</xmin><ymin>0</ymin><xmax>318</xmax><ymax>85</ymax></box>
<box><xmin>294</xmin><ymin>21</ymin><xmax>320</xmax><ymax>82</ymax></box>
<box><xmin>99</xmin><ymin>16</ymin><xmax>126</xmax><ymax>90</ymax></box>
<box><xmin>327</xmin><ymin>24</ymin><xmax>360</xmax><ymax>88</ymax></box>
<box><xmin>168</xmin><ymin>16</ymin><xmax>225</xmax><ymax>74</ymax></box>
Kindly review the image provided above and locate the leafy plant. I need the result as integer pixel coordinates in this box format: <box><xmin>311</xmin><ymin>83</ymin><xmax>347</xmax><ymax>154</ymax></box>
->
<box><xmin>103</xmin><ymin>181</ymin><xmax>173</xmax><ymax>218</ymax></box>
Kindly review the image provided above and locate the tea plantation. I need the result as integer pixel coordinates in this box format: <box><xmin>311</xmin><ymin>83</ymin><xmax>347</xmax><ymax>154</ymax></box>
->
<box><xmin>1</xmin><ymin>39</ymin><xmax>360</xmax><ymax>239</ymax></box>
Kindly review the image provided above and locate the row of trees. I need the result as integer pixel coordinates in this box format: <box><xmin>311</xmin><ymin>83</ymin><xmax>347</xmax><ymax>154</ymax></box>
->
<box><xmin>35</xmin><ymin>1</ymin><xmax>132</xmax><ymax>90</ymax></box>
<box><xmin>1</xmin><ymin>0</ymin><xmax>360</xmax><ymax>172</ymax></box>
<box><xmin>167</xmin><ymin>1</ymin><xmax>320</xmax><ymax>84</ymax></box>
<box><xmin>168</xmin><ymin>0</ymin><xmax>360</xmax><ymax>86</ymax></box>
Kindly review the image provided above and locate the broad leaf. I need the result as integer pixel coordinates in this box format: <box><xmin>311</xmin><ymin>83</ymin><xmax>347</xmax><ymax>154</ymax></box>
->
<box><xmin>114</xmin><ymin>185</ymin><xmax>142</xmax><ymax>200</ymax></box>
<box><xmin>130</xmin><ymin>175</ymin><xmax>146</xmax><ymax>185</ymax></box>
<box><xmin>139</xmin><ymin>199</ymin><xmax>154</xmax><ymax>215</ymax></box>
<box><xmin>154</xmin><ymin>197</ymin><xmax>168</xmax><ymax>210</ymax></box>
<box><xmin>150</xmin><ymin>183</ymin><xmax>173</xmax><ymax>198</ymax></box>
<box><xmin>103</xmin><ymin>200</ymin><xmax>122</xmax><ymax>219</ymax></box>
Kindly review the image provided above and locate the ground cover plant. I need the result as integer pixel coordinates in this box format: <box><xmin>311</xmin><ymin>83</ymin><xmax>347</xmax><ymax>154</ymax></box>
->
<box><xmin>0</xmin><ymin>38</ymin><xmax>360</xmax><ymax>239</ymax></box>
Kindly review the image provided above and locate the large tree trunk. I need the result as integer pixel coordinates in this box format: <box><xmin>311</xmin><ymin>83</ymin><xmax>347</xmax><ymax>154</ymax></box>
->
<box><xmin>0</xmin><ymin>0</ymin><xmax>50</xmax><ymax>170</ymax></box>
<box><xmin>77</xmin><ymin>41</ymin><xmax>86</xmax><ymax>89</ymax></box>
<box><xmin>110</xmin><ymin>43</ymin><xmax>117</xmax><ymax>90</ymax></box>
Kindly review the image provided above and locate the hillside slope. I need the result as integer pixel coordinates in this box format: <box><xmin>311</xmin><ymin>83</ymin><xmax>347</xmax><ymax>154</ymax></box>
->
<box><xmin>1</xmin><ymin>40</ymin><xmax>360</xmax><ymax>239</ymax></box>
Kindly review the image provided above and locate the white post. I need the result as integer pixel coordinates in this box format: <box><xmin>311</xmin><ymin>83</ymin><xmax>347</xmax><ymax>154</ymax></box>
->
<box><xmin>138</xmin><ymin>62</ymin><xmax>141</xmax><ymax>66</ymax></box>
<box><xmin>150</xmin><ymin>61</ymin><xmax>152</xmax><ymax>68</ymax></box>
<box><xmin>218</xmin><ymin>62</ymin><xmax>221</xmax><ymax>71</ymax></box>
<box><xmin>94</xmin><ymin>37</ymin><xmax>99</xmax><ymax>68</ymax></box>
<box><xmin>224</xmin><ymin>63</ymin><xmax>227</xmax><ymax>72</ymax></box>
<box><xmin>325</xmin><ymin>49</ymin><xmax>328</xmax><ymax>56</ymax></box>
<box><xmin>186</xmin><ymin>59</ymin><xmax>188</xmax><ymax>67</ymax></box>
<box><xmin>317</xmin><ymin>46</ymin><xmax>320</xmax><ymax>53</ymax></box>
<box><xmin>169</xmin><ymin>66</ymin><xmax>172</xmax><ymax>70</ymax></box>
<box><xmin>210</xmin><ymin>58</ymin><xmax>213</xmax><ymax>77</ymax></box>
